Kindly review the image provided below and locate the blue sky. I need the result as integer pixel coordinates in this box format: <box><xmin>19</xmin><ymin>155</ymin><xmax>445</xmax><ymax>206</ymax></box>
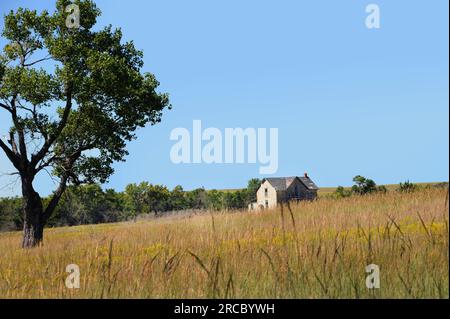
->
<box><xmin>0</xmin><ymin>0</ymin><xmax>448</xmax><ymax>196</ymax></box>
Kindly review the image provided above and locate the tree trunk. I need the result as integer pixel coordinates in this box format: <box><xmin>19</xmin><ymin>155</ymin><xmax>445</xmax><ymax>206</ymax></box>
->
<box><xmin>21</xmin><ymin>179</ymin><xmax>44</xmax><ymax>248</ymax></box>
<box><xmin>22</xmin><ymin>215</ymin><xmax>44</xmax><ymax>248</ymax></box>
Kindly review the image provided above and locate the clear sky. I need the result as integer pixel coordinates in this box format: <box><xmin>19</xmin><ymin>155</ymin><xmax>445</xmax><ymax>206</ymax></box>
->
<box><xmin>0</xmin><ymin>0</ymin><xmax>449</xmax><ymax>197</ymax></box>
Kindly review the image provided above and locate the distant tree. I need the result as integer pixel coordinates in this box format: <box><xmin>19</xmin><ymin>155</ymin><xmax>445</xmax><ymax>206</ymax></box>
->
<box><xmin>221</xmin><ymin>192</ymin><xmax>234</xmax><ymax>210</ymax></box>
<box><xmin>185</xmin><ymin>188</ymin><xmax>207</xmax><ymax>210</ymax></box>
<box><xmin>145</xmin><ymin>184</ymin><xmax>170</xmax><ymax>215</ymax></box>
<box><xmin>0</xmin><ymin>1</ymin><xmax>170</xmax><ymax>247</ymax></box>
<box><xmin>222</xmin><ymin>190</ymin><xmax>246</xmax><ymax>210</ymax></box>
<box><xmin>49</xmin><ymin>186</ymin><xmax>88</xmax><ymax>226</ymax></box>
<box><xmin>0</xmin><ymin>197</ymin><xmax>22</xmax><ymax>231</ymax></box>
<box><xmin>169</xmin><ymin>185</ymin><xmax>187</xmax><ymax>211</ymax></box>
<box><xmin>206</xmin><ymin>190</ymin><xmax>223</xmax><ymax>211</ymax></box>
<box><xmin>49</xmin><ymin>184</ymin><xmax>126</xmax><ymax>226</ymax></box>
<box><xmin>235</xmin><ymin>190</ymin><xmax>247</xmax><ymax>209</ymax></box>
<box><xmin>124</xmin><ymin>183</ymin><xmax>150</xmax><ymax>218</ymax></box>
<box><xmin>351</xmin><ymin>175</ymin><xmax>377</xmax><ymax>195</ymax></box>
<box><xmin>245</xmin><ymin>178</ymin><xmax>262</xmax><ymax>204</ymax></box>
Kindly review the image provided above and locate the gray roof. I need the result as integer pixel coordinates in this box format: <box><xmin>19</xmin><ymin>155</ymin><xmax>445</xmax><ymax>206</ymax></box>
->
<box><xmin>263</xmin><ymin>176</ymin><xmax>319</xmax><ymax>191</ymax></box>
<box><xmin>298</xmin><ymin>176</ymin><xmax>319</xmax><ymax>190</ymax></box>
<box><xmin>263</xmin><ymin>177</ymin><xmax>291</xmax><ymax>191</ymax></box>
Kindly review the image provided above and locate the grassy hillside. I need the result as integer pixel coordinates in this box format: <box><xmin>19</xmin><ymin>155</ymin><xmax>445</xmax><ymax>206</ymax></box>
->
<box><xmin>0</xmin><ymin>187</ymin><xmax>448</xmax><ymax>298</ymax></box>
<box><xmin>317</xmin><ymin>182</ymin><xmax>447</xmax><ymax>197</ymax></box>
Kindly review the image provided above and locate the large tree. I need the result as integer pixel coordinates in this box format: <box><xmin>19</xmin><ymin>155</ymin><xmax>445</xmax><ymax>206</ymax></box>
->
<box><xmin>0</xmin><ymin>0</ymin><xmax>170</xmax><ymax>247</ymax></box>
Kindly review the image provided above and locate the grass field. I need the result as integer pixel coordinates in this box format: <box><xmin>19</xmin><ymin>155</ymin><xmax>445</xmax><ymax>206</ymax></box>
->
<box><xmin>0</xmin><ymin>187</ymin><xmax>448</xmax><ymax>299</ymax></box>
<box><xmin>316</xmin><ymin>182</ymin><xmax>446</xmax><ymax>197</ymax></box>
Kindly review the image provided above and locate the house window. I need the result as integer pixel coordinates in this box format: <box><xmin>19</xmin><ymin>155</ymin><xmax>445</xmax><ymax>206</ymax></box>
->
<box><xmin>265</xmin><ymin>188</ymin><xmax>268</xmax><ymax>197</ymax></box>
<box><xmin>265</xmin><ymin>200</ymin><xmax>269</xmax><ymax>208</ymax></box>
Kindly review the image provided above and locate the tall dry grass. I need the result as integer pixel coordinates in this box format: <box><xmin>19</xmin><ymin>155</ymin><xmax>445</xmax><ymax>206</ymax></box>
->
<box><xmin>0</xmin><ymin>188</ymin><xmax>448</xmax><ymax>298</ymax></box>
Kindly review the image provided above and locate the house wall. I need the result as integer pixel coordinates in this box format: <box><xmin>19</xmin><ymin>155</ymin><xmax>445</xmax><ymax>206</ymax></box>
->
<box><xmin>255</xmin><ymin>180</ymin><xmax>278</xmax><ymax>209</ymax></box>
<box><xmin>285</xmin><ymin>178</ymin><xmax>317</xmax><ymax>201</ymax></box>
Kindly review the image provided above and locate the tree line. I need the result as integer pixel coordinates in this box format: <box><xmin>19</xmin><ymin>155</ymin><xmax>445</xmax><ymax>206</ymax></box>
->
<box><xmin>333</xmin><ymin>176</ymin><xmax>448</xmax><ymax>198</ymax></box>
<box><xmin>0</xmin><ymin>179</ymin><xmax>262</xmax><ymax>232</ymax></box>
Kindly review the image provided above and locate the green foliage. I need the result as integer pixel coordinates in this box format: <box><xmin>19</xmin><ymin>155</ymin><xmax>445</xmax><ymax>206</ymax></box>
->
<box><xmin>0</xmin><ymin>197</ymin><xmax>22</xmax><ymax>231</ymax></box>
<box><xmin>245</xmin><ymin>178</ymin><xmax>262</xmax><ymax>204</ymax></box>
<box><xmin>351</xmin><ymin>175</ymin><xmax>377</xmax><ymax>195</ymax></box>
<box><xmin>377</xmin><ymin>185</ymin><xmax>388</xmax><ymax>194</ymax></box>
<box><xmin>0</xmin><ymin>1</ymin><xmax>170</xmax><ymax>235</ymax></box>
<box><xmin>169</xmin><ymin>185</ymin><xmax>187</xmax><ymax>211</ymax></box>
<box><xmin>398</xmin><ymin>180</ymin><xmax>417</xmax><ymax>193</ymax></box>
<box><xmin>221</xmin><ymin>190</ymin><xmax>247</xmax><ymax>210</ymax></box>
<box><xmin>124</xmin><ymin>182</ymin><xmax>171</xmax><ymax>216</ymax></box>
<box><xmin>49</xmin><ymin>184</ymin><xmax>126</xmax><ymax>226</ymax></box>
<box><xmin>334</xmin><ymin>176</ymin><xmax>386</xmax><ymax>198</ymax></box>
<box><xmin>0</xmin><ymin>58</ymin><xmax>5</xmax><ymax>82</ymax></box>
<box><xmin>185</xmin><ymin>188</ymin><xmax>207</xmax><ymax>210</ymax></box>
<box><xmin>334</xmin><ymin>186</ymin><xmax>352</xmax><ymax>198</ymax></box>
<box><xmin>0</xmin><ymin>178</ymin><xmax>262</xmax><ymax>231</ymax></box>
<box><xmin>206</xmin><ymin>190</ymin><xmax>223</xmax><ymax>211</ymax></box>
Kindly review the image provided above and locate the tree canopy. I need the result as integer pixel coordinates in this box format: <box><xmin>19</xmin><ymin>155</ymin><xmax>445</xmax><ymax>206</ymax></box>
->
<box><xmin>0</xmin><ymin>0</ymin><xmax>170</xmax><ymax>247</ymax></box>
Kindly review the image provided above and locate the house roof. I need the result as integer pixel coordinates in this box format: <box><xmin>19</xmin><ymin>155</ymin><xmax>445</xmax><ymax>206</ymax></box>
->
<box><xmin>263</xmin><ymin>178</ymin><xmax>291</xmax><ymax>191</ymax></box>
<box><xmin>298</xmin><ymin>176</ymin><xmax>319</xmax><ymax>190</ymax></box>
<box><xmin>263</xmin><ymin>176</ymin><xmax>319</xmax><ymax>191</ymax></box>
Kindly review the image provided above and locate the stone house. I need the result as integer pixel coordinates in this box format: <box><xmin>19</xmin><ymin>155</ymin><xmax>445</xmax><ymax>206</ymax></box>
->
<box><xmin>248</xmin><ymin>174</ymin><xmax>319</xmax><ymax>211</ymax></box>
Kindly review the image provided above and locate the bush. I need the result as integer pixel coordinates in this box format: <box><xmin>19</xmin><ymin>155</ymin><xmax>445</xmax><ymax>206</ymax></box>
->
<box><xmin>334</xmin><ymin>186</ymin><xmax>352</xmax><ymax>198</ymax></box>
<box><xmin>377</xmin><ymin>185</ymin><xmax>388</xmax><ymax>194</ymax></box>
<box><xmin>398</xmin><ymin>181</ymin><xmax>417</xmax><ymax>193</ymax></box>
<box><xmin>351</xmin><ymin>175</ymin><xmax>377</xmax><ymax>195</ymax></box>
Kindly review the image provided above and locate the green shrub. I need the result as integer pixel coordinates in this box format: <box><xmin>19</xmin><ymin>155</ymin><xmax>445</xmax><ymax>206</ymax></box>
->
<box><xmin>398</xmin><ymin>180</ymin><xmax>417</xmax><ymax>193</ymax></box>
<box><xmin>334</xmin><ymin>186</ymin><xmax>352</xmax><ymax>198</ymax></box>
<box><xmin>351</xmin><ymin>175</ymin><xmax>377</xmax><ymax>195</ymax></box>
<box><xmin>377</xmin><ymin>185</ymin><xmax>388</xmax><ymax>193</ymax></box>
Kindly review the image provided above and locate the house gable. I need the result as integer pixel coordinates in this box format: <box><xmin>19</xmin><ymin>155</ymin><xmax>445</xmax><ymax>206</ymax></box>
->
<box><xmin>255</xmin><ymin>180</ymin><xmax>278</xmax><ymax>209</ymax></box>
<box><xmin>285</xmin><ymin>177</ymin><xmax>316</xmax><ymax>200</ymax></box>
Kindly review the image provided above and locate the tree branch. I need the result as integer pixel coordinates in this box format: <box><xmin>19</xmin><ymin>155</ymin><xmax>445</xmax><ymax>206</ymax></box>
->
<box><xmin>42</xmin><ymin>174</ymin><xmax>68</xmax><ymax>222</ymax></box>
<box><xmin>10</xmin><ymin>97</ymin><xmax>28</xmax><ymax>161</ymax></box>
<box><xmin>42</xmin><ymin>150</ymin><xmax>81</xmax><ymax>222</ymax></box>
<box><xmin>8</xmin><ymin>131</ymin><xmax>18</xmax><ymax>154</ymax></box>
<box><xmin>16</xmin><ymin>101</ymin><xmax>49</xmax><ymax>142</ymax></box>
<box><xmin>35</xmin><ymin>156</ymin><xmax>54</xmax><ymax>172</ymax></box>
<box><xmin>16</xmin><ymin>100</ymin><xmax>34</xmax><ymax>113</ymax></box>
<box><xmin>31</xmin><ymin>88</ymin><xmax>72</xmax><ymax>167</ymax></box>
<box><xmin>0</xmin><ymin>171</ymin><xmax>19</xmax><ymax>176</ymax></box>
<box><xmin>0</xmin><ymin>101</ymin><xmax>12</xmax><ymax>113</ymax></box>
<box><xmin>23</xmin><ymin>56</ymin><xmax>53</xmax><ymax>67</ymax></box>
<box><xmin>0</xmin><ymin>138</ymin><xmax>19</xmax><ymax>168</ymax></box>
<box><xmin>32</xmin><ymin>104</ymin><xmax>49</xmax><ymax>141</ymax></box>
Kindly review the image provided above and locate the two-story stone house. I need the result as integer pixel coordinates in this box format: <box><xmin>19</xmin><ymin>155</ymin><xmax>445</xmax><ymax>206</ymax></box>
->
<box><xmin>248</xmin><ymin>174</ymin><xmax>319</xmax><ymax>210</ymax></box>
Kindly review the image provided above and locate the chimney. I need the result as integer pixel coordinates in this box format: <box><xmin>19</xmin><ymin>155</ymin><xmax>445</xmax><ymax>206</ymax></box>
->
<box><xmin>304</xmin><ymin>172</ymin><xmax>309</xmax><ymax>178</ymax></box>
